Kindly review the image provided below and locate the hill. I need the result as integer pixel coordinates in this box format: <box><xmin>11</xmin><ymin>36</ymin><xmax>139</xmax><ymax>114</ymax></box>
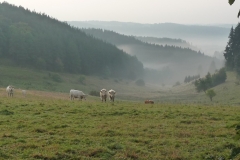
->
<box><xmin>0</xmin><ymin>65</ymin><xmax>160</xmax><ymax>101</ymax></box>
<box><xmin>68</xmin><ymin>21</ymin><xmax>230</xmax><ymax>56</ymax></box>
<box><xmin>0</xmin><ymin>63</ymin><xmax>239</xmax><ymax>106</ymax></box>
<box><xmin>135</xmin><ymin>36</ymin><xmax>199</xmax><ymax>51</ymax></box>
<box><xmin>81</xmin><ymin>28</ymin><xmax>224</xmax><ymax>84</ymax></box>
<box><xmin>154</xmin><ymin>71</ymin><xmax>240</xmax><ymax>105</ymax></box>
<box><xmin>0</xmin><ymin>2</ymin><xmax>143</xmax><ymax>79</ymax></box>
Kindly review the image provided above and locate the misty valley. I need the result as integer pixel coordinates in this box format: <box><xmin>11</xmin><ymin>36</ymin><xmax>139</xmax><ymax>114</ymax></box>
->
<box><xmin>1</xmin><ymin>2</ymin><xmax>240</xmax><ymax>159</ymax></box>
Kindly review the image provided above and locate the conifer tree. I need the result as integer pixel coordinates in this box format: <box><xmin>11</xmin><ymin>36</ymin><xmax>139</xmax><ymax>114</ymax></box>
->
<box><xmin>224</xmin><ymin>27</ymin><xmax>235</xmax><ymax>70</ymax></box>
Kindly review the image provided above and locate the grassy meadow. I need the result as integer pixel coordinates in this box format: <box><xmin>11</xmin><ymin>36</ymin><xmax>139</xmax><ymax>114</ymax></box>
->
<box><xmin>1</xmin><ymin>66</ymin><xmax>240</xmax><ymax>159</ymax></box>
<box><xmin>0</xmin><ymin>89</ymin><xmax>240</xmax><ymax>159</ymax></box>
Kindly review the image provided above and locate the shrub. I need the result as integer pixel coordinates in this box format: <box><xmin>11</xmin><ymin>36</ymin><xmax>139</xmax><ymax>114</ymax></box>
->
<box><xmin>212</xmin><ymin>68</ymin><xmax>227</xmax><ymax>86</ymax></box>
<box><xmin>78</xmin><ymin>75</ymin><xmax>86</xmax><ymax>85</ymax></box>
<box><xmin>48</xmin><ymin>73</ymin><xmax>62</xmax><ymax>83</ymax></box>
<box><xmin>194</xmin><ymin>68</ymin><xmax>226</xmax><ymax>93</ymax></box>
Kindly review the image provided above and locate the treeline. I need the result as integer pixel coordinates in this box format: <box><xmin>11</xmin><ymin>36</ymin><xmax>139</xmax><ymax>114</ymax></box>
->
<box><xmin>136</xmin><ymin>37</ymin><xmax>188</xmax><ymax>44</ymax></box>
<box><xmin>82</xmin><ymin>28</ymin><xmax>207</xmax><ymax>64</ymax></box>
<box><xmin>224</xmin><ymin>24</ymin><xmax>240</xmax><ymax>75</ymax></box>
<box><xmin>82</xmin><ymin>28</ymin><xmax>203</xmax><ymax>55</ymax></box>
<box><xmin>0</xmin><ymin>2</ymin><xmax>143</xmax><ymax>79</ymax></box>
<box><xmin>184</xmin><ymin>75</ymin><xmax>200</xmax><ymax>83</ymax></box>
<box><xmin>135</xmin><ymin>36</ymin><xmax>198</xmax><ymax>50</ymax></box>
<box><xmin>194</xmin><ymin>68</ymin><xmax>227</xmax><ymax>93</ymax></box>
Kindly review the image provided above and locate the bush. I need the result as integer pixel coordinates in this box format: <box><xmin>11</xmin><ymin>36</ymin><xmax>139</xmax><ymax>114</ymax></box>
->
<box><xmin>194</xmin><ymin>68</ymin><xmax>227</xmax><ymax>93</ymax></box>
<box><xmin>212</xmin><ymin>68</ymin><xmax>227</xmax><ymax>86</ymax></box>
<box><xmin>78</xmin><ymin>75</ymin><xmax>86</xmax><ymax>85</ymax></box>
<box><xmin>135</xmin><ymin>79</ymin><xmax>145</xmax><ymax>86</ymax></box>
<box><xmin>206</xmin><ymin>89</ymin><xmax>216</xmax><ymax>101</ymax></box>
<box><xmin>48</xmin><ymin>73</ymin><xmax>62</xmax><ymax>83</ymax></box>
<box><xmin>89</xmin><ymin>90</ymin><xmax>99</xmax><ymax>97</ymax></box>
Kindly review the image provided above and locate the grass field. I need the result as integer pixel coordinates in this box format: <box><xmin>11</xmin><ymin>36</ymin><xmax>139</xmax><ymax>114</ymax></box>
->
<box><xmin>1</xmin><ymin>66</ymin><xmax>240</xmax><ymax>159</ymax></box>
<box><xmin>0</xmin><ymin>90</ymin><xmax>240</xmax><ymax>159</ymax></box>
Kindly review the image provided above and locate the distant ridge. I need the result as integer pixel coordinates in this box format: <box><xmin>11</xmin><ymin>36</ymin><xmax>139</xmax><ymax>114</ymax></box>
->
<box><xmin>68</xmin><ymin>21</ymin><xmax>230</xmax><ymax>38</ymax></box>
<box><xmin>68</xmin><ymin>21</ymin><xmax>230</xmax><ymax>56</ymax></box>
<box><xmin>81</xmin><ymin>28</ymin><xmax>224</xmax><ymax>84</ymax></box>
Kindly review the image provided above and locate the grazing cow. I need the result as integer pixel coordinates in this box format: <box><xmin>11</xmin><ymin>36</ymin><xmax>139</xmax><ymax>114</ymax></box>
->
<box><xmin>145</xmin><ymin>100</ymin><xmax>154</xmax><ymax>104</ymax></box>
<box><xmin>6</xmin><ymin>85</ymin><xmax>14</xmax><ymax>97</ymax></box>
<box><xmin>100</xmin><ymin>88</ymin><xmax>107</xmax><ymax>102</ymax></box>
<box><xmin>70</xmin><ymin>89</ymin><xmax>86</xmax><ymax>100</ymax></box>
<box><xmin>108</xmin><ymin>89</ymin><xmax>116</xmax><ymax>102</ymax></box>
<box><xmin>22</xmin><ymin>90</ymin><xmax>26</xmax><ymax>97</ymax></box>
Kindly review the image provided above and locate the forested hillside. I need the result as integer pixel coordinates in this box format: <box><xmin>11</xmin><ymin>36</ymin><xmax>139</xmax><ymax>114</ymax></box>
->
<box><xmin>0</xmin><ymin>2</ymin><xmax>143</xmax><ymax>79</ymax></box>
<box><xmin>69</xmin><ymin>21</ymin><xmax>229</xmax><ymax>55</ymax></box>
<box><xmin>82</xmin><ymin>28</ymin><xmax>224</xmax><ymax>84</ymax></box>
<box><xmin>135</xmin><ymin>36</ymin><xmax>199</xmax><ymax>51</ymax></box>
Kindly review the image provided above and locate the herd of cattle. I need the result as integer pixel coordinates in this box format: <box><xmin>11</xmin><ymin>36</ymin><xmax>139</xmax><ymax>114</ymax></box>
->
<box><xmin>69</xmin><ymin>88</ymin><xmax>116</xmax><ymax>102</ymax></box>
<box><xmin>6</xmin><ymin>85</ymin><xmax>154</xmax><ymax>104</ymax></box>
<box><xmin>6</xmin><ymin>85</ymin><xmax>117</xmax><ymax>102</ymax></box>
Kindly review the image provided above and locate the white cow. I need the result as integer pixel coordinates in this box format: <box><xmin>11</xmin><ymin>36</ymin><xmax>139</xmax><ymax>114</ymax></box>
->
<box><xmin>6</xmin><ymin>85</ymin><xmax>14</xmax><ymax>97</ymax></box>
<box><xmin>100</xmin><ymin>88</ymin><xmax>107</xmax><ymax>102</ymax></box>
<box><xmin>22</xmin><ymin>90</ymin><xmax>26</xmax><ymax>97</ymax></box>
<box><xmin>108</xmin><ymin>89</ymin><xmax>116</xmax><ymax>102</ymax></box>
<box><xmin>70</xmin><ymin>89</ymin><xmax>86</xmax><ymax>100</ymax></box>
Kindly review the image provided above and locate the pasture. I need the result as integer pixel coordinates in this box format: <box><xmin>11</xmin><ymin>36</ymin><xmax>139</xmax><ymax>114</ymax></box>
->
<box><xmin>0</xmin><ymin>89</ymin><xmax>240</xmax><ymax>159</ymax></box>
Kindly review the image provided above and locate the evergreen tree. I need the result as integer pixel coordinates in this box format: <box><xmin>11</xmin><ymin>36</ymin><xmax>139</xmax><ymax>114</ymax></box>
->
<box><xmin>224</xmin><ymin>27</ymin><xmax>235</xmax><ymax>70</ymax></box>
<box><xmin>233</xmin><ymin>24</ymin><xmax>240</xmax><ymax>74</ymax></box>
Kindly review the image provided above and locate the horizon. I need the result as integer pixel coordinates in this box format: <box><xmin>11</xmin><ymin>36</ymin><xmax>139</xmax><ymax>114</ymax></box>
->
<box><xmin>0</xmin><ymin>0</ymin><xmax>240</xmax><ymax>25</ymax></box>
<box><xmin>68</xmin><ymin>20</ymin><xmax>237</xmax><ymax>27</ymax></box>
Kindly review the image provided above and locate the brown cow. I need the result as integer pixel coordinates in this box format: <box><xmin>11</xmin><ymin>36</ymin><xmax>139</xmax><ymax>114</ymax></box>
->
<box><xmin>145</xmin><ymin>100</ymin><xmax>154</xmax><ymax>104</ymax></box>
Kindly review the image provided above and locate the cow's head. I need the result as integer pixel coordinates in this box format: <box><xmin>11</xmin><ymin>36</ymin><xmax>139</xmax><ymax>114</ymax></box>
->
<box><xmin>101</xmin><ymin>89</ymin><xmax>107</xmax><ymax>94</ymax></box>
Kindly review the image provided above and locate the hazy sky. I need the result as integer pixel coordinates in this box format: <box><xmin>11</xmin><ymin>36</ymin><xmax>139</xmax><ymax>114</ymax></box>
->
<box><xmin>1</xmin><ymin>0</ymin><xmax>240</xmax><ymax>24</ymax></box>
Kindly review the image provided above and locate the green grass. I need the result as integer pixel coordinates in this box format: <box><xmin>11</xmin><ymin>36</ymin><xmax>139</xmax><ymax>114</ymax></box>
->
<box><xmin>1</xmin><ymin>66</ymin><xmax>240</xmax><ymax>159</ymax></box>
<box><xmin>1</xmin><ymin>65</ymin><xmax>240</xmax><ymax>105</ymax></box>
<box><xmin>0</xmin><ymin>92</ymin><xmax>240</xmax><ymax>159</ymax></box>
<box><xmin>0</xmin><ymin>65</ymin><xmax>159</xmax><ymax>101</ymax></box>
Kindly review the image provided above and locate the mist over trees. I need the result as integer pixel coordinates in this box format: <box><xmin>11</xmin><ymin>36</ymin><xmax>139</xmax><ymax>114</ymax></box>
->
<box><xmin>0</xmin><ymin>2</ymin><xmax>144</xmax><ymax>79</ymax></box>
<box><xmin>69</xmin><ymin>21</ymin><xmax>230</xmax><ymax>56</ymax></box>
<box><xmin>135</xmin><ymin>36</ymin><xmax>199</xmax><ymax>51</ymax></box>
<box><xmin>82</xmin><ymin>28</ymin><xmax>224</xmax><ymax>84</ymax></box>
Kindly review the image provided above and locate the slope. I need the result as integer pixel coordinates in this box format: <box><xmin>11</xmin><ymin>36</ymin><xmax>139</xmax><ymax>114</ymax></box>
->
<box><xmin>157</xmin><ymin>71</ymin><xmax>239</xmax><ymax>105</ymax></box>
<box><xmin>69</xmin><ymin>21</ymin><xmax>230</xmax><ymax>55</ymax></box>
<box><xmin>81</xmin><ymin>28</ymin><xmax>224</xmax><ymax>84</ymax></box>
<box><xmin>0</xmin><ymin>2</ymin><xmax>143</xmax><ymax>79</ymax></box>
